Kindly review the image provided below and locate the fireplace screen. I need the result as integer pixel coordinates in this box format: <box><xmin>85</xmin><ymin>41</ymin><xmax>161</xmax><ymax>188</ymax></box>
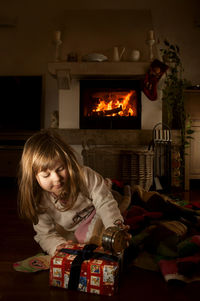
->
<box><xmin>80</xmin><ymin>80</ymin><xmax>141</xmax><ymax>129</ymax></box>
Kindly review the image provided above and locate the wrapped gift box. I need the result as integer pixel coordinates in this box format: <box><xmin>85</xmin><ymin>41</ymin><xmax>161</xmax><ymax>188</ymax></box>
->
<box><xmin>49</xmin><ymin>243</ymin><xmax>121</xmax><ymax>296</ymax></box>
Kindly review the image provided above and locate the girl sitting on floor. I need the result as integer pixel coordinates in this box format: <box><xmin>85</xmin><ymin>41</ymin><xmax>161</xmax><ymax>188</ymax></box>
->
<box><xmin>18</xmin><ymin>129</ymin><xmax>131</xmax><ymax>256</ymax></box>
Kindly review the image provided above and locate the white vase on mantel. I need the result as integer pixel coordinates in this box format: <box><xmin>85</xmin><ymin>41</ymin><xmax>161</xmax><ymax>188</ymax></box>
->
<box><xmin>113</xmin><ymin>46</ymin><xmax>125</xmax><ymax>62</ymax></box>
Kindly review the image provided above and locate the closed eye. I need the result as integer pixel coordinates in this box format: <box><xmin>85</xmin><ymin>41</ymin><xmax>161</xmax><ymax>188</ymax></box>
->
<box><xmin>40</xmin><ymin>171</ymin><xmax>50</xmax><ymax>178</ymax></box>
<box><xmin>56</xmin><ymin>166</ymin><xmax>65</xmax><ymax>172</ymax></box>
<box><xmin>39</xmin><ymin>171</ymin><xmax>50</xmax><ymax>178</ymax></box>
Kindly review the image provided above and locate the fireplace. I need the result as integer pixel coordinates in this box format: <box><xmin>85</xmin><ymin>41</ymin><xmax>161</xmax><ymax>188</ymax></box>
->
<box><xmin>48</xmin><ymin>61</ymin><xmax>162</xmax><ymax>130</ymax></box>
<box><xmin>80</xmin><ymin>79</ymin><xmax>141</xmax><ymax>129</ymax></box>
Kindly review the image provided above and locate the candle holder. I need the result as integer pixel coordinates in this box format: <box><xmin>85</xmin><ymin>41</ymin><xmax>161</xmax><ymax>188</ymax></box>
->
<box><xmin>53</xmin><ymin>39</ymin><xmax>62</xmax><ymax>62</ymax></box>
<box><xmin>146</xmin><ymin>39</ymin><xmax>155</xmax><ymax>62</ymax></box>
<box><xmin>52</xmin><ymin>30</ymin><xmax>62</xmax><ymax>62</ymax></box>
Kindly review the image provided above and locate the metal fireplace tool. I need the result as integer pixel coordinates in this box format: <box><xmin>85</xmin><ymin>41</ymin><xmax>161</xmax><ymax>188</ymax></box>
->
<box><xmin>151</xmin><ymin>122</ymin><xmax>172</xmax><ymax>192</ymax></box>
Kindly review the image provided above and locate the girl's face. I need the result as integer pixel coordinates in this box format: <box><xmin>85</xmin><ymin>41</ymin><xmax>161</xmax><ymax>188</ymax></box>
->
<box><xmin>36</xmin><ymin>160</ymin><xmax>68</xmax><ymax>196</ymax></box>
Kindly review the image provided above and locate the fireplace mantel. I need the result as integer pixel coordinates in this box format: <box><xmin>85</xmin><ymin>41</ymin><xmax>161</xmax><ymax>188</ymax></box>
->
<box><xmin>48</xmin><ymin>61</ymin><xmax>149</xmax><ymax>89</ymax></box>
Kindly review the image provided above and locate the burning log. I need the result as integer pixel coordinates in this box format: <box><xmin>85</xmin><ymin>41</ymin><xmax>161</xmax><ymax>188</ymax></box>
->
<box><xmin>91</xmin><ymin>105</ymin><xmax>123</xmax><ymax>117</ymax></box>
<box><xmin>91</xmin><ymin>111</ymin><xmax>104</xmax><ymax>117</ymax></box>
<box><xmin>104</xmin><ymin>106</ymin><xmax>122</xmax><ymax>115</ymax></box>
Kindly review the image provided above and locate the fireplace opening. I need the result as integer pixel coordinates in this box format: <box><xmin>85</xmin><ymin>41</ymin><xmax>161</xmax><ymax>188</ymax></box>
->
<box><xmin>80</xmin><ymin>79</ymin><xmax>141</xmax><ymax>129</ymax></box>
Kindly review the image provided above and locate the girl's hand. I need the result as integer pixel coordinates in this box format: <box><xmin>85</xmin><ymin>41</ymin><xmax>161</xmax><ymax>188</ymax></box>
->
<box><xmin>114</xmin><ymin>220</ymin><xmax>132</xmax><ymax>247</ymax></box>
<box><xmin>54</xmin><ymin>240</ymin><xmax>74</xmax><ymax>255</ymax></box>
<box><xmin>122</xmin><ymin>225</ymin><xmax>132</xmax><ymax>247</ymax></box>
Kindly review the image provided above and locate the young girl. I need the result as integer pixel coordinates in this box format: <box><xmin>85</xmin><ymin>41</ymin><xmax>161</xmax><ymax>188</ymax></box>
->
<box><xmin>18</xmin><ymin>129</ymin><xmax>131</xmax><ymax>256</ymax></box>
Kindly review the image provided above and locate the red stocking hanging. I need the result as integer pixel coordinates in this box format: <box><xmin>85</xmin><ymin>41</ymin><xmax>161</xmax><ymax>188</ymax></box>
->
<box><xmin>142</xmin><ymin>59</ymin><xmax>169</xmax><ymax>101</ymax></box>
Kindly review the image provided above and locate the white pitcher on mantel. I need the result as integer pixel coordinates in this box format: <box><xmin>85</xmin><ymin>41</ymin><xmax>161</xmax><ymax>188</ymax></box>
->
<box><xmin>113</xmin><ymin>46</ymin><xmax>125</xmax><ymax>62</ymax></box>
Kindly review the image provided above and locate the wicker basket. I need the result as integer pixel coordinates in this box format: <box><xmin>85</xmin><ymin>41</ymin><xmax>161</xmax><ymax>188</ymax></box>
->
<box><xmin>121</xmin><ymin>148</ymin><xmax>154</xmax><ymax>191</ymax></box>
<box><xmin>82</xmin><ymin>146</ymin><xmax>154</xmax><ymax>191</ymax></box>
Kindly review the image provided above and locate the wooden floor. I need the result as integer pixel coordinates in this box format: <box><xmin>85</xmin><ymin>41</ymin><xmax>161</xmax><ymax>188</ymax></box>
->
<box><xmin>1</xmin><ymin>178</ymin><xmax>200</xmax><ymax>301</ymax></box>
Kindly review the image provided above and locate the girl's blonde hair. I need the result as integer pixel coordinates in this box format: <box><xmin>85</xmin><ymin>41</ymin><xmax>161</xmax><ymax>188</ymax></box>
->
<box><xmin>18</xmin><ymin>129</ymin><xmax>88</xmax><ymax>224</ymax></box>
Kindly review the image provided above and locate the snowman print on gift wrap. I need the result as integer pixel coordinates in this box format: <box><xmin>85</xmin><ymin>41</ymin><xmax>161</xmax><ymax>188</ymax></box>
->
<box><xmin>103</xmin><ymin>265</ymin><xmax>115</xmax><ymax>283</ymax></box>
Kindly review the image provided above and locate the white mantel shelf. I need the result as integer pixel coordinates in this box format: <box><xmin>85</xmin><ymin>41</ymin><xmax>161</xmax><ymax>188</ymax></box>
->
<box><xmin>48</xmin><ymin>61</ymin><xmax>150</xmax><ymax>89</ymax></box>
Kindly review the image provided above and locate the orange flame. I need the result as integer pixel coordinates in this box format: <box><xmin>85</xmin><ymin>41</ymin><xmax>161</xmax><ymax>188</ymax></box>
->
<box><xmin>92</xmin><ymin>91</ymin><xmax>137</xmax><ymax>116</ymax></box>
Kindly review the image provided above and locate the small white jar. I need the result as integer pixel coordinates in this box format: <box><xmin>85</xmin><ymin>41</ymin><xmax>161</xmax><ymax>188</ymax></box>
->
<box><xmin>130</xmin><ymin>49</ymin><xmax>140</xmax><ymax>61</ymax></box>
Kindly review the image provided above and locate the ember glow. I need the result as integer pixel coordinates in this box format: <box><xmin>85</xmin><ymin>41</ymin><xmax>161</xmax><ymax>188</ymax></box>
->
<box><xmin>91</xmin><ymin>90</ymin><xmax>137</xmax><ymax>117</ymax></box>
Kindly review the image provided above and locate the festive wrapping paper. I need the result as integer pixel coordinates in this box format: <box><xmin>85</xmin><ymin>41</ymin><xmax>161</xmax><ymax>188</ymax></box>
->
<box><xmin>49</xmin><ymin>243</ymin><xmax>121</xmax><ymax>296</ymax></box>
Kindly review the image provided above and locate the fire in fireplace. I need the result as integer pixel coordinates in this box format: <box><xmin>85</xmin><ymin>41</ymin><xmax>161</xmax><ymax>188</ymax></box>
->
<box><xmin>80</xmin><ymin>79</ymin><xmax>141</xmax><ymax>129</ymax></box>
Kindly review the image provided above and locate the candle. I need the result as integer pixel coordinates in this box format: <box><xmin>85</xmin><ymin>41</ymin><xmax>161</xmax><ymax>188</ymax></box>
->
<box><xmin>155</xmin><ymin>129</ymin><xmax>159</xmax><ymax>141</ymax></box>
<box><xmin>53</xmin><ymin>30</ymin><xmax>61</xmax><ymax>42</ymax></box>
<box><xmin>166</xmin><ymin>130</ymin><xmax>170</xmax><ymax>141</ymax></box>
<box><xmin>159</xmin><ymin>129</ymin><xmax>163</xmax><ymax>140</ymax></box>
<box><xmin>148</xmin><ymin>30</ymin><xmax>154</xmax><ymax>40</ymax></box>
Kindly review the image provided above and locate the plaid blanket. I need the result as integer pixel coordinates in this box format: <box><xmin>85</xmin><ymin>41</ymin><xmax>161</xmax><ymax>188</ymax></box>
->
<box><xmin>123</xmin><ymin>186</ymin><xmax>200</xmax><ymax>283</ymax></box>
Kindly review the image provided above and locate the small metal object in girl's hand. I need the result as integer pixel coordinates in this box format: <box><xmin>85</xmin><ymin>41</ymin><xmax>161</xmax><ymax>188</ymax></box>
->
<box><xmin>102</xmin><ymin>226</ymin><xmax>128</xmax><ymax>255</ymax></box>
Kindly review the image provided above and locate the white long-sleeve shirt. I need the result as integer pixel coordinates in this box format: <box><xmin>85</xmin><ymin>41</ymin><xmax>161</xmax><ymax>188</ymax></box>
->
<box><xmin>33</xmin><ymin>166</ymin><xmax>123</xmax><ymax>255</ymax></box>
